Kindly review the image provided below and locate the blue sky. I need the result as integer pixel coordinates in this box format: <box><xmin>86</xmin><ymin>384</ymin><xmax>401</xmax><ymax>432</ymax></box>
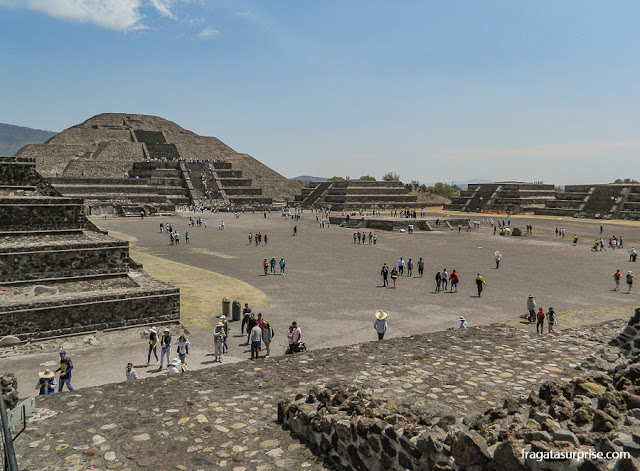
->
<box><xmin>1</xmin><ymin>1</ymin><xmax>638</xmax><ymax>185</ymax></box>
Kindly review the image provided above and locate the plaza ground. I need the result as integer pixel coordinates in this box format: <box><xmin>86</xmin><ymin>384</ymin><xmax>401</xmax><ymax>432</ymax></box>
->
<box><xmin>1</xmin><ymin>210</ymin><xmax>638</xmax><ymax>392</ymax></box>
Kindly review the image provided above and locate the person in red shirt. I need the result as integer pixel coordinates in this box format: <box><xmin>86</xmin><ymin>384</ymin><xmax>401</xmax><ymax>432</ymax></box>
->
<box><xmin>536</xmin><ymin>308</ymin><xmax>545</xmax><ymax>334</ymax></box>
<box><xmin>449</xmin><ymin>270</ymin><xmax>459</xmax><ymax>293</ymax></box>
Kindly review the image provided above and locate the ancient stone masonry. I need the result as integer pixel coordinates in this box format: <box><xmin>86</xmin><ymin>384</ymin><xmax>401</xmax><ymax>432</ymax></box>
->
<box><xmin>444</xmin><ymin>182</ymin><xmax>556</xmax><ymax>214</ymax></box>
<box><xmin>0</xmin><ymin>157</ymin><xmax>179</xmax><ymax>339</ymax></box>
<box><xmin>610</xmin><ymin>308</ymin><xmax>640</xmax><ymax>358</ymax></box>
<box><xmin>15</xmin><ymin>113</ymin><xmax>301</xmax><ymax>213</ymax></box>
<box><xmin>291</xmin><ymin>180</ymin><xmax>418</xmax><ymax>211</ymax></box>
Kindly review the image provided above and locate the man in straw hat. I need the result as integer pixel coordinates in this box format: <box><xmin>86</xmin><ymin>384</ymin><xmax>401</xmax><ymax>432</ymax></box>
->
<box><xmin>374</xmin><ymin>310</ymin><xmax>388</xmax><ymax>340</ymax></box>
<box><xmin>526</xmin><ymin>295</ymin><xmax>536</xmax><ymax>323</ymax></box>
<box><xmin>494</xmin><ymin>251</ymin><xmax>502</xmax><ymax>269</ymax></box>
<box><xmin>35</xmin><ymin>369</ymin><xmax>55</xmax><ymax>395</ymax></box>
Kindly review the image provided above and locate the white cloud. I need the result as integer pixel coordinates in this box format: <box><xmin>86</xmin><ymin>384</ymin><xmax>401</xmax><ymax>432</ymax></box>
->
<box><xmin>197</xmin><ymin>27</ymin><xmax>218</xmax><ymax>39</ymax></box>
<box><xmin>149</xmin><ymin>0</ymin><xmax>175</xmax><ymax>20</ymax></box>
<box><xmin>0</xmin><ymin>0</ymin><xmax>146</xmax><ymax>31</ymax></box>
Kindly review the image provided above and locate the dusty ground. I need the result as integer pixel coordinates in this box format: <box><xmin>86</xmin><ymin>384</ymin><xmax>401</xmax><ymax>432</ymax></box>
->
<box><xmin>1</xmin><ymin>210</ymin><xmax>638</xmax><ymax>393</ymax></box>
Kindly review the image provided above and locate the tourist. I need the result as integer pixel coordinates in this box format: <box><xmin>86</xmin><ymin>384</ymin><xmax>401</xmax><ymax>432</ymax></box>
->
<box><xmin>494</xmin><ymin>251</ymin><xmax>502</xmax><ymax>269</ymax></box>
<box><xmin>353</xmin><ymin>232</ymin><xmax>357</xmax><ymax>243</ymax></box>
<box><xmin>246</xmin><ymin>313</ymin><xmax>257</xmax><ymax>345</ymax></box>
<box><xmin>390</xmin><ymin>267</ymin><xmax>399</xmax><ymax>288</ymax></box>
<box><xmin>373</xmin><ymin>234</ymin><xmax>377</xmax><ymax>245</ymax></box>
<box><xmin>407</xmin><ymin>258</ymin><xmax>414</xmax><ymax>277</ymax></box>
<box><xmin>249</xmin><ymin>233</ymin><xmax>252</xmax><ymax>244</ymax></box>
<box><xmin>293</xmin><ymin>225</ymin><xmax>297</xmax><ymax>236</ymax></box>
<box><xmin>220</xmin><ymin>315</ymin><xmax>229</xmax><ymax>353</ymax></box>
<box><xmin>374</xmin><ymin>310</ymin><xmax>388</xmax><ymax>340</ymax></box>
<box><xmin>213</xmin><ymin>322</ymin><xmax>224</xmax><ymax>362</ymax></box>
<box><xmin>547</xmin><ymin>307</ymin><xmax>556</xmax><ymax>333</ymax></box>
<box><xmin>126</xmin><ymin>363</ymin><xmax>137</xmax><ymax>382</ymax></box>
<box><xmin>264</xmin><ymin>234</ymin><xmax>268</xmax><ymax>245</ymax></box>
<box><xmin>167</xmin><ymin>358</ymin><xmax>182</xmax><ymax>375</ymax></box>
<box><xmin>613</xmin><ymin>269</ymin><xmax>622</xmax><ymax>291</ymax></box>
<box><xmin>147</xmin><ymin>327</ymin><xmax>159</xmax><ymax>365</ymax></box>
<box><xmin>376</xmin><ymin>262</ymin><xmax>389</xmax><ymax>291</ymax></box>
<box><xmin>435</xmin><ymin>271</ymin><xmax>442</xmax><ymax>292</ymax></box>
<box><xmin>573</xmin><ymin>235</ymin><xmax>578</xmax><ymax>245</ymax></box>
<box><xmin>417</xmin><ymin>257</ymin><xmax>424</xmax><ymax>277</ymax></box>
<box><xmin>35</xmin><ymin>369</ymin><xmax>56</xmax><ymax>395</ymax></box>
<box><xmin>185</xmin><ymin>231</ymin><xmax>190</xmax><ymax>244</ymax></box>
<box><xmin>241</xmin><ymin>303</ymin><xmax>252</xmax><ymax>334</ymax></box>
<box><xmin>286</xmin><ymin>325</ymin><xmax>294</xmax><ymax>354</ymax></box>
<box><xmin>449</xmin><ymin>270</ymin><xmax>459</xmax><ymax>293</ymax></box>
<box><xmin>459</xmin><ymin>316</ymin><xmax>468</xmax><ymax>329</ymax></box>
<box><xmin>174</xmin><ymin>334</ymin><xmax>191</xmax><ymax>369</ymax></box>
<box><xmin>475</xmin><ymin>272</ymin><xmax>486</xmax><ymax>297</ymax></box>
<box><xmin>289</xmin><ymin>321</ymin><xmax>302</xmax><ymax>353</ymax></box>
<box><xmin>159</xmin><ymin>328</ymin><xmax>172</xmax><ymax>370</ymax></box>
<box><xmin>527</xmin><ymin>295</ymin><xmax>537</xmax><ymax>323</ymax></box>
<box><xmin>441</xmin><ymin>269</ymin><xmax>449</xmax><ymax>291</ymax></box>
<box><xmin>629</xmin><ymin>247</ymin><xmax>637</xmax><ymax>262</ymax></box>
<box><xmin>262</xmin><ymin>319</ymin><xmax>273</xmax><ymax>357</ymax></box>
<box><xmin>263</xmin><ymin>258</ymin><xmax>268</xmax><ymax>275</ymax></box>
<box><xmin>270</xmin><ymin>256</ymin><xmax>276</xmax><ymax>274</ymax></box>
<box><xmin>620</xmin><ymin>236</ymin><xmax>624</xmax><ymax>249</ymax></box>
<box><xmin>627</xmin><ymin>271</ymin><xmax>637</xmax><ymax>294</ymax></box>
<box><xmin>56</xmin><ymin>351</ymin><xmax>74</xmax><ymax>392</ymax></box>
<box><xmin>397</xmin><ymin>257</ymin><xmax>405</xmax><ymax>276</ymax></box>
<box><xmin>536</xmin><ymin>308</ymin><xmax>545</xmax><ymax>334</ymax></box>
<box><xmin>279</xmin><ymin>257</ymin><xmax>286</xmax><ymax>275</ymax></box>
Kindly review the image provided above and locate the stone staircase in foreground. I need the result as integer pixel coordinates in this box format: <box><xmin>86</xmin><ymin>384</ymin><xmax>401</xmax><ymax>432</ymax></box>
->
<box><xmin>0</xmin><ymin>157</ymin><xmax>180</xmax><ymax>339</ymax></box>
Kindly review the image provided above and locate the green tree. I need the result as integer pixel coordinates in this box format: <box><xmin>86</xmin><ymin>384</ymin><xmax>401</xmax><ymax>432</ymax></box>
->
<box><xmin>359</xmin><ymin>175</ymin><xmax>376</xmax><ymax>181</ymax></box>
<box><xmin>327</xmin><ymin>176</ymin><xmax>345</xmax><ymax>181</ymax></box>
<box><xmin>426</xmin><ymin>182</ymin><xmax>461</xmax><ymax>199</ymax></box>
<box><xmin>382</xmin><ymin>172</ymin><xmax>400</xmax><ymax>182</ymax></box>
<box><xmin>614</xmin><ymin>178</ymin><xmax>638</xmax><ymax>184</ymax></box>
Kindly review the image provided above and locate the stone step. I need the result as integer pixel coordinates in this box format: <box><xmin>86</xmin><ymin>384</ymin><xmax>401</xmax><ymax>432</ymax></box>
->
<box><xmin>54</xmin><ymin>184</ymin><xmax>188</xmax><ymax>196</ymax></box>
<box><xmin>223</xmin><ymin>188</ymin><xmax>263</xmax><ymax>196</ymax></box>
<box><xmin>0</xmin><ymin>197</ymin><xmax>87</xmax><ymax>231</ymax></box>
<box><xmin>68</xmin><ymin>193</ymin><xmax>190</xmax><ymax>204</ymax></box>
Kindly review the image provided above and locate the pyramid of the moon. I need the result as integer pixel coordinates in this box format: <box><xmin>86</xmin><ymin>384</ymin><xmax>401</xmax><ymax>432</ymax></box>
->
<box><xmin>16</xmin><ymin>113</ymin><xmax>302</xmax><ymax>214</ymax></box>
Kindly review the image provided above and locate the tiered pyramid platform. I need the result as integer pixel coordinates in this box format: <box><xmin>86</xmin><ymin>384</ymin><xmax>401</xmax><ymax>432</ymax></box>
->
<box><xmin>15</xmin><ymin>113</ymin><xmax>301</xmax><ymax>213</ymax></box>
<box><xmin>0</xmin><ymin>157</ymin><xmax>180</xmax><ymax>339</ymax></box>
<box><xmin>290</xmin><ymin>180</ymin><xmax>417</xmax><ymax>210</ymax></box>
<box><xmin>535</xmin><ymin>184</ymin><xmax>640</xmax><ymax>219</ymax></box>
<box><xmin>444</xmin><ymin>182</ymin><xmax>556</xmax><ymax>214</ymax></box>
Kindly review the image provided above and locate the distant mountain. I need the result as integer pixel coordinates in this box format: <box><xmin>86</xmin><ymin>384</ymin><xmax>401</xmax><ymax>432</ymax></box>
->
<box><xmin>290</xmin><ymin>175</ymin><xmax>327</xmax><ymax>182</ymax></box>
<box><xmin>0</xmin><ymin>123</ymin><xmax>57</xmax><ymax>156</ymax></box>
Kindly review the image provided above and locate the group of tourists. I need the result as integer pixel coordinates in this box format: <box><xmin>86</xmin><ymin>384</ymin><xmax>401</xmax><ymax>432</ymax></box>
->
<box><xmin>249</xmin><ymin>232</ymin><xmax>267</xmax><ymax>245</ymax></box>
<box><xmin>263</xmin><ymin>257</ymin><xmax>286</xmax><ymax>275</ymax></box>
<box><xmin>613</xmin><ymin>269</ymin><xmax>637</xmax><ymax>293</ymax></box>
<box><xmin>354</xmin><ymin>231</ymin><xmax>378</xmax><ymax>244</ymax></box>
<box><xmin>525</xmin><ymin>295</ymin><xmax>557</xmax><ymax>334</ymax></box>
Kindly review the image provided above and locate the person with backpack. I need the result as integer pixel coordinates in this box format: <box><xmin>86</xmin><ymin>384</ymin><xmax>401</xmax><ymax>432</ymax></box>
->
<box><xmin>547</xmin><ymin>307</ymin><xmax>557</xmax><ymax>333</ymax></box>
<box><xmin>213</xmin><ymin>322</ymin><xmax>224</xmax><ymax>363</ymax></box>
<box><xmin>449</xmin><ymin>270</ymin><xmax>459</xmax><ymax>293</ymax></box>
<box><xmin>613</xmin><ymin>269</ymin><xmax>622</xmax><ymax>291</ymax></box>
<box><xmin>627</xmin><ymin>271</ymin><xmax>637</xmax><ymax>293</ymax></box>
<box><xmin>279</xmin><ymin>257</ymin><xmax>286</xmax><ymax>275</ymax></box>
<box><xmin>536</xmin><ymin>308</ymin><xmax>545</xmax><ymax>334</ymax></box>
<box><xmin>270</xmin><ymin>257</ymin><xmax>277</xmax><ymax>274</ymax></box>
<box><xmin>174</xmin><ymin>334</ymin><xmax>191</xmax><ymax>369</ymax></box>
<box><xmin>263</xmin><ymin>258</ymin><xmax>268</xmax><ymax>275</ymax></box>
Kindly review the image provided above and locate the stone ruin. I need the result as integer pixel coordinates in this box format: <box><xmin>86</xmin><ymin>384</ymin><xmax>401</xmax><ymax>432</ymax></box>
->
<box><xmin>444</xmin><ymin>182</ymin><xmax>557</xmax><ymax>215</ymax></box>
<box><xmin>15</xmin><ymin>113</ymin><xmax>302</xmax><ymax>214</ymax></box>
<box><xmin>0</xmin><ymin>156</ymin><xmax>180</xmax><ymax>339</ymax></box>
<box><xmin>279</xmin><ymin>311</ymin><xmax>640</xmax><ymax>470</ymax></box>
<box><xmin>443</xmin><ymin>181</ymin><xmax>640</xmax><ymax>220</ymax></box>
<box><xmin>291</xmin><ymin>180</ymin><xmax>418</xmax><ymax>211</ymax></box>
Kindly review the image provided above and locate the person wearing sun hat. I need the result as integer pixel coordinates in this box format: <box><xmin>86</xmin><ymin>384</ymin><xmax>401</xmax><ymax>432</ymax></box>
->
<box><xmin>167</xmin><ymin>358</ymin><xmax>182</xmax><ymax>376</ymax></box>
<box><xmin>374</xmin><ymin>310</ymin><xmax>389</xmax><ymax>340</ymax></box>
<box><xmin>213</xmin><ymin>321</ymin><xmax>224</xmax><ymax>363</ymax></box>
<box><xmin>35</xmin><ymin>369</ymin><xmax>56</xmax><ymax>395</ymax></box>
<box><xmin>627</xmin><ymin>271</ymin><xmax>637</xmax><ymax>293</ymax></box>
<box><xmin>159</xmin><ymin>328</ymin><xmax>172</xmax><ymax>370</ymax></box>
<box><xmin>459</xmin><ymin>316</ymin><xmax>468</xmax><ymax>329</ymax></box>
<box><xmin>147</xmin><ymin>327</ymin><xmax>159</xmax><ymax>366</ymax></box>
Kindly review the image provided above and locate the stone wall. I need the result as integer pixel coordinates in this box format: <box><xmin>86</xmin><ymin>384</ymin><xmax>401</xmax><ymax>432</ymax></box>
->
<box><xmin>0</xmin><ymin>197</ymin><xmax>86</xmax><ymax>231</ymax></box>
<box><xmin>0</xmin><ymin>289</ymin><xmax>180</xmax><ymax>339</ymax></box>
<box><xmin>610</xmin><ymin>308</ymin><xmax>640</xmax><ymax>358</ymax></box>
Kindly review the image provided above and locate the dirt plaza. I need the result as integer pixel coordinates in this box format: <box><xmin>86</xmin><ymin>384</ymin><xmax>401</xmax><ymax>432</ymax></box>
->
<box><xmin>1</xmin><ymin>210</ymin><xmax>638</xmax><ymax>392</ymax></box>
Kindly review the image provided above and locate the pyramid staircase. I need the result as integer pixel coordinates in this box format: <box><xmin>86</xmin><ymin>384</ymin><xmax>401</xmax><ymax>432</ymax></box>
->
<box><xmin>0</xmin><ymin>157</ymin><xmax>180</xmax><ymax>339</ymax></box>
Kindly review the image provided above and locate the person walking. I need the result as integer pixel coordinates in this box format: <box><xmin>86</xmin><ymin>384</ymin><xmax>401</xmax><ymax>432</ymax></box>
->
<box><xmin>441</xmin><ymin>269</ymin><xmax>449</xmax><ymax>291</ymax></box>
<box><xmin>220</xmin><ymin>315</ymin><xmax>229</xmax><ymax>353</ymax></box>
<box><xmin>126</xmin><ymin>363</ymin><xmax>137</xmax><ymax>382</ymax></box>
<box><xmin>417</xmin><ymin>257</ymin><xmax>424</xmax><ymax>277</ymax></box>
<box><xmin>613</xmin><ymin>269</ymin><xmax>622</xmax><ymax>291</ymax></box>
<box><xmin>397</xmin><ymin>257</ymin><xmax>405</xmax><ymax>276</ymax></box>
<box><xmin>270</xmin><ymin>256</ymin><xmax>276</xmax><ymax>274</ymax></box>
<box><xmin>374</xmin><ymin>310</ymin><xmax>388</xmax><ymax>340</ymax></box>
<box><xmin>627</xmin><ymin>271</ymin><xmax>637</xmax><ymax>293</ymax></box>
<box><xmin>536</xmin><ymin>308</ymin><xmax>545</xmax><ymax>334</ymax></box>
<box><xmin>279</xmin><ymin>257</ymin><xmax>286</xmax><ymax>275</ymax></box>
<box><xmin>263</xmin><ymin>258</ymin><xmax>268</xmax><ymax>275</ymax></box>
<box><xmin>147</xmin><ymin>327</ymin><xmax>159</xmax><ymax>365</ymax></box>
<box><xmin>380</xmin><ymin>263</ymin><xmax>389</xmax><ymax>287</ymax></box>
<box><xmin>390</xmin><ymin>267</ymin><xmax>399</xmax><ymax>288</ymax></box>
<box><xmin>547</xmin><ymin>307</ymin><xmax>556</xmax><ymax>333</ymax></box>
<box><xmin>174</xmin><ymin>334</ymin><xmax>191</xmax><ymax>369</ymax></box>
<box><xmin>494</xmin><ymin>251</ymin><xmax>502</xmax><ymax>269</ymax></box>
<box><xmin>35</xmin><ymin>369</ymin><xmax>56</xmax><ymax>395</ymax></box>
<box><xmin>159</xmin><ymin>328</ymin><xmax>172</xmax><ymax>370</ymax></box>
<box><xmin>449</xmin><ymin>270</ymin><xmax>459</xmax><ymax>292</ymax></box>
<box><xmin>527</xmin><ymin>295</ymin><xmax>537</xmax><ymax>323</ymax></box>
<box><xmin>407</xmin><ymin>259</ymin><xmax>414</xmax><ymax>277</ymax></box>
<box><xmin>213</xmin><ymin>322</ymin><xmax>224</xmax><ymax>362</ymax></box>
<box><xmin>56</xmin><ymin>351</ymin><xmax>74</xmax><ymax>392</ymax></box>
<box><xmin>475</xmin><ymin>273</ymin><xmax>486</xmax><ymax>297</ymax></box>
<box><xmin>435</xmin><ymin>271</ymin><xmax>442</xmax><ymax>292</ymax></box>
